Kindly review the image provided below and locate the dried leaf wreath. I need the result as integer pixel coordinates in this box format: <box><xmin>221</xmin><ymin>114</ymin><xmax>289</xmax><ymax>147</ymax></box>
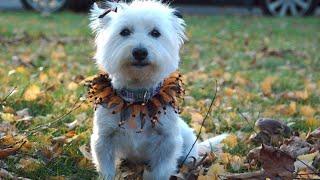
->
<box><xmin>85</xmin><ymin>71</ymin><xmax>185</xmax><ymax>131</ymax></box>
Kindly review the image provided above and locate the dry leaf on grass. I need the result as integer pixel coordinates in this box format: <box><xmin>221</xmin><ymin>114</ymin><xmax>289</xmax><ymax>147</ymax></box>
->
<box><xmin>280</xmin><ymin>136</ymin><xmax>312</xmax><ymax>158</ymax></box>
<box><xmin>222</xmin><ymin>134</ymin><xmax>238</xmax><ymax>149</ymax></box>
<box><xmin>294</xmin><ymin>151</ymin><xmax>318</xmax><ymax>171</ymax></box>
<box><xmin>0</xmin><ymin>141</ymin><xmax>26</xmax><ymax>159</ymax></box>
<box><xmin>261</xmin><ymin>77</ymin><xmax>277</xmax><ymax>96</ymax></box>
<box><xmin>259</xmin><ymin>144</ymin><xmax>295</xmax><ymax>179</ymax></box>
<box><xmin>300</xmin><ymin>105</ymin><xmax>316</xmax><ymax>118</ymax></box>
<box><xmin>23</xmin><ymin>84</ymin><xmax>41</xmax><ymax>101</ymax></box>
<box><xmin>65</xmin><ymin>112</ymin><xmax>87</xmax><ymax>130</ymax></box>
<box><xmin>307</xmin><ymin>128</ymin><xmax>320</xmax><ymax>140</ymax></box>
<box><xmin>79</xmin><ymin>144</ymin><xmax>92</xmax><ymax>160</ymax></box>
<box><xmin>16</xmin><ymin>157</ymin><xmax>43</xmax><ymax>172</ymax></box>
<box><xmin>0</xmin><ymin>113</ymin><xmax>16</xmax><ymax>123</ymax></box>
<box><xmin>281</xmin><ymin>90</ymin><xmax>309</xmax><ymax>101</ymax></box>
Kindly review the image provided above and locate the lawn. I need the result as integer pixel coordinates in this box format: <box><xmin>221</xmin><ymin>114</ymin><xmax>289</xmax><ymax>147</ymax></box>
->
<box><xmin>0</xmin><ymin>11</ymin><xmax>319</xmax><ymax>179</ymax></box>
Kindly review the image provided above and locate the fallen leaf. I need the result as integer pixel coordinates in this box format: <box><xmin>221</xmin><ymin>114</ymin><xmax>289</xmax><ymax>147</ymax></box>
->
<box><xmin>300</xmin><ymin>105</ymin><xmax>316</xmax><ymax>118</ymax></box>
<box><xmin>222</xmin><ymin>134</ymin><xmax>238</xmax><ymax>149</ymax></box>
<box><xmin>0</xmin><ymin>113</ymin><xmax>16</xmax><ymax>123</ymax></box>
<box><xmin>78</xmin><ymin>157</ymin><xmax>94</xmax><ymax>169</ymax></box>
<box><xmin>306</xmin><ymin>118</ymin><xmax>320</xmax><ymax>128</ymax></box>
<box><xmin>281</xmin><ymin>90</ymin><xmax>309</xmax><ymax>101</ymax></box>
<box><xmin>230</xmin><ymin>155</ymin><xmax>244</xmax><ymax>171</ymax></box>
<box><xmin>65</xmin><ymin>113</ymin><xmax>87</xmax><ymax>130</ymax></box>
<box><xmin>17</xmin><ymin>157</ymin><xmax>43</xmax><ymax>172</ymax></box>
<box><xmin>307</xmin><ymin>128</ymin><xmax>320</xmax><ymax>140</ymax></box>
<box><xmin>0</xmin><ymin>141</ymin><xmax>26</xmax><ymax>159</ymax></box>
<box><xmin>23</xmin><ymin>84</ymin><xmax>41</xmax><ymax>101</ymax></box>
<box><xmin>65</xmin><ymin>131</ymin><xmax>76</xmax><ymax>138</ymax></box>
<box><xmin>39</xmin><ymin>72</ymin><xmax>48</xmax><ymax>83</ymax></box>
<box><xmin>259</xmin><ymin>144</ymin><xmax>295</xmax><ymax>179</ymax></box>
<box><xmin>79</xmin><ymin>144</ymin><xmax>92</xmax><ymax>160</ymax></box>
<box><xmin>295</xmin><ymin>151</ymin><xmax>318</xmax><ymax>171</ymax></box>
<box><xmin>261</xmin><ymin>77</ymin><xmax>277</xmax><ymax>96</ymax></box>
<box><xmin>207</xmin><ymin>163</ymin><xmax>225</xmax><ymax>178</ymax></box>
<box><xmin>67</xmin><ymin>82</ymin><xmax>78</xmax><ymax>90</ymax></box>
<box><xmin>224</xmin><ymin>87</ymin><xmax>235</xmax><ymax>97</ymax></box>
<box><xmin>219</xmin><ymin>153</ymin><xmax>231</xmax><ymax>165</ymax></box>
<box><xmin>16</xmin><ymin>108</ymin><xmax>30</xmax><ymax>117</ymax></box>
<box><xmin>280</xmin><ymin>136</ymin><xmax>312</xmax><ymax>158</ymax></box>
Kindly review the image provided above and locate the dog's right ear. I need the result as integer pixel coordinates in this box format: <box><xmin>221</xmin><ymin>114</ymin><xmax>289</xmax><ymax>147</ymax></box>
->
<box><xmin>89</xmin><ymin>2</ymin><xmax>114</xmax><ymax>34</ymax></box>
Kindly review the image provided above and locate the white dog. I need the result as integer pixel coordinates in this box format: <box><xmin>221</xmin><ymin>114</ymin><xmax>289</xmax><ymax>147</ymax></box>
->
<box><xmin>89</xmin><ymin>1</ymin><xmax>198</xmax><ymax>179</ymax></box>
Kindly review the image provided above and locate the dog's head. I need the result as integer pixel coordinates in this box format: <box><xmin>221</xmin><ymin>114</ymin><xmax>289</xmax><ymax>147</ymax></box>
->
<box><xmin>90</xmin><ymin>0</ymin><xmax>186</xmax><ymax>89</ymax></box>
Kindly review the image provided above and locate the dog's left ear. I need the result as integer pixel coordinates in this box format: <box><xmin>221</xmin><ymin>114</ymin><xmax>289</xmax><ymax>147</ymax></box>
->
<box><xmin>89</xmin><ymin>2</ymin><xmax>119</xmax><ymax>34</ymax></box>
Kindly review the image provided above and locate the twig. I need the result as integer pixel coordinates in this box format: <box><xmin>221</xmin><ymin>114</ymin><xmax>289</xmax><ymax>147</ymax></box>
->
<box><xmin>224</xmin><ymin>170</ymin><xmax>265</xmax><ymax>179</ymax></box>
<box><xmin>277</xmin><ymin>149</ymin><xmax>320</xmax><ymax>177</ymax></box>
<box><xmin>295</xmin><ymin>156</ymin><xmax>320</xmax><ymax>176</ymax></box>
<box><xmin>179</xmin><ymin>80</ymin><xmax>218</xmax><ymax>168</ymax></box>
<box><xmin>0</xmin><ymin>87</ymin><xmax>17</xmax><ymax>105</ymax></box>
<box><xmin>237</xmin><ymin>109</ymin><xmax>257</xmax><ymax>134</ymax></box>
<box><xmin>21</xmin><ymin>95</ymin><xmax>84</xmax><ymax>137</ymax></box>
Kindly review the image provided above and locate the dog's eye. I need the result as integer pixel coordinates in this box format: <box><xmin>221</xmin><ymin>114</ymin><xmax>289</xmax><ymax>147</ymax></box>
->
<box><xmin>150</xmin><ymin>29</ymin><xmax>161</xmax><ymax>38</ymax></box>
<box><xmin>120</xmin><ymin>28</ymin><xmax>131</xmax><ymax>37</ymax></box>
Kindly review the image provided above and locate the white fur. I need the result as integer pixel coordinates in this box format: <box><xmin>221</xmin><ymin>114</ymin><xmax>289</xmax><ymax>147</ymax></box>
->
<box><xmin>89</xmin><ymin>1</ymin><xmax>198</xmax><ymax>179</ymax></box>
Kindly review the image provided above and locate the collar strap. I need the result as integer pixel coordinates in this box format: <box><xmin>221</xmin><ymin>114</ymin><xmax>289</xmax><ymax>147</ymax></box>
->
<box><xmin>116</xmin><ymin>83</ymin><xmax>162</xmax><ymax>103</ymax></box>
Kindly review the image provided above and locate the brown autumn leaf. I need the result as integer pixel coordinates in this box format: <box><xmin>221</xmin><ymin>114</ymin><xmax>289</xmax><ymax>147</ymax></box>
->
<box><xmin>307</xmin><ymin>127</ymin><xmax>320</xmax><ymax>140</ymax></box>
<box><xmin>312</xmin><ymin>153</ymin><xmax>320</xmax><ymax>170</ymax></box>
<box><xmin>259</xmin><ymin>144</ymin><xmax>295</xmax><ymax>179</ymax></box>
<box><xmin>274</xmin><ymin>102</ymin><xmax>297</xmax><ymax>116</ymax></box>
<box><xmin>305</xmin><ymin>118</ymin><xmax>320</xmax><ymax>128</ymax></box>
<box><xmin>294</xmin><ymin>151</ymin><xmax>318</xmax><ymax>171</ymax></box>
<box><xmin>234</xmin><ymin>73</ymin><xmax>249</xmax><ymax>86</ymax></box>
<box><xmin>23</xmin><ymin>84</ymin><xmax>41</xmax><ymax>101</ymax></box>
<box><xmin>281</xmin><ymin>90</ymin><xmax>309</xmax><ymax>101</ymax></box>
<box><xmin>17</xmin><ymin>157</ymin><xmax>43</xmax><ymax>172</ymax></box>
<box><xmin>224</xmin><ymin>87</ymin><xmax>235</xmax><ymax>97</ymax></box>
<box><xmin>261</xmin><ymin>77</ymin><xmax>277</xmax><ymax>96</ymax></box>
<box><xmin>0</xmin><ymin>141</ymin><xmax>26</xmax><ymax>159</ymax></box>
<box><xmin>230</xmin><ymin>155</ymin><xmax>244</xmax><ymax>171</ymax></box>
<box><xmin>300</xmin><ymin>105</ymin><xmax>316</xmax><ymax>118</ymax></box>
<box><xmin>0</xmin><ymin>112</ymin><xmax>16</xmax><ymax>123</ymax></box>
<box><xmin>207</xmin><ymin>163</ymin><xmax>225</xmax><ymax>179</ymax></box>
<box><xmin>39</xmin><ymin>72</ymin><xmax>48</xmax><ymax>83</ymax></box>
<box><xmin>67</xmin><ymin>82</ymin><xmax>78</xmax><ymax>90</ymax></box>
<box><xmin>79</xmin><ymin>144</ymin><xmax>92</xmax><ymax>160</ymax></box>
<box><xmin>222</xmin><ymin>134</ymin><xmax>238</xmax><ymax>149</ymax></box>
<box><xmin>280</xmin><ymin>136</ymin><xmax>312</xmax><ymax>158</ymax></box>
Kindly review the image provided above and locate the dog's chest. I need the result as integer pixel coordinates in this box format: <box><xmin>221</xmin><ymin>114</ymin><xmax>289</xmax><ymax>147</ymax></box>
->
<box><xmin>111</xmin><ymin>108</ymin><xmax>177</xmax><ymax>158</ymax></box>
<box><xmin>95</xmin><ymin>104</ymin><xmax>178</xmax><ymax>158</ymax></box>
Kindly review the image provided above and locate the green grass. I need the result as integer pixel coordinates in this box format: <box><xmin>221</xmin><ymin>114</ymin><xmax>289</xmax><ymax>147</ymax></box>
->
<box><xmin>0</xmin><ymin>11</ymin><xmax>319</xmax><ymax>179</ymax></box>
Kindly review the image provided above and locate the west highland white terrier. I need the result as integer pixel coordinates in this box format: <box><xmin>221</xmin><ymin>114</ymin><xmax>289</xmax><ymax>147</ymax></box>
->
<box><xmin>89</xmin><ymin>1</ymin><xmax>198</xmax><ymax>179</ymax></box>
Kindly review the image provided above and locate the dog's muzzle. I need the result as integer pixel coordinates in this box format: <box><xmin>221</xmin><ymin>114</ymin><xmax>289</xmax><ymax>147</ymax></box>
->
<box><xmin>131</xmin><ymin>47</ymin><xmax>150</xmax><ymax>67</ymax></box>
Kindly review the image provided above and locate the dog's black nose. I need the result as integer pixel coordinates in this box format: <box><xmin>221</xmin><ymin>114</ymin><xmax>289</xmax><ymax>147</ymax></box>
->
<box><xmin>132</xmin><ymin>48</ymin><xmax>148</xmax><ymax>61</ymax></box>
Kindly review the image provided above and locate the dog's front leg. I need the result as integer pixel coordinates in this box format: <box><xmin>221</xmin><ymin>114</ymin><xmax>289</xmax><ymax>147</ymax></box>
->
<box><xmin>91</xmin><ymin>133</ymin><xmax>116</xmax><ymax>180</ymax></box>
<box><xmin>143</xmin><ymin>134</ymin><xmax>183</xmax><ymax>180</ymax></box>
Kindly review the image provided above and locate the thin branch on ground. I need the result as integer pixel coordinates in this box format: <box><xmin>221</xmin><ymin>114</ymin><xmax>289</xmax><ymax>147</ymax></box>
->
<box><xmin>237</xmin><ymin>108</ymin><xmax>257</xmax><ymax>134</ymax></box>
<box><xmin>21</xmin><ymin>95</ymin><xmax>84</xmax><ymax>137</ymax></box>
<box><xmin>0</xmin><ymin>87</ymin><xmax>17</xmax><ymax>106</ymax></box>
<box><xmin>179</xmin><ymin>80</ymin><xmax>218</xmax><ymax>168</ymax></box>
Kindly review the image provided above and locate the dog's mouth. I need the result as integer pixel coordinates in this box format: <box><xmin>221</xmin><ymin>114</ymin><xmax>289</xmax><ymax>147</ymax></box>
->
<box><xmin>130</xmin><ymin>62</ymin><xmax>151</xmax><ymax>68</ymax></box>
